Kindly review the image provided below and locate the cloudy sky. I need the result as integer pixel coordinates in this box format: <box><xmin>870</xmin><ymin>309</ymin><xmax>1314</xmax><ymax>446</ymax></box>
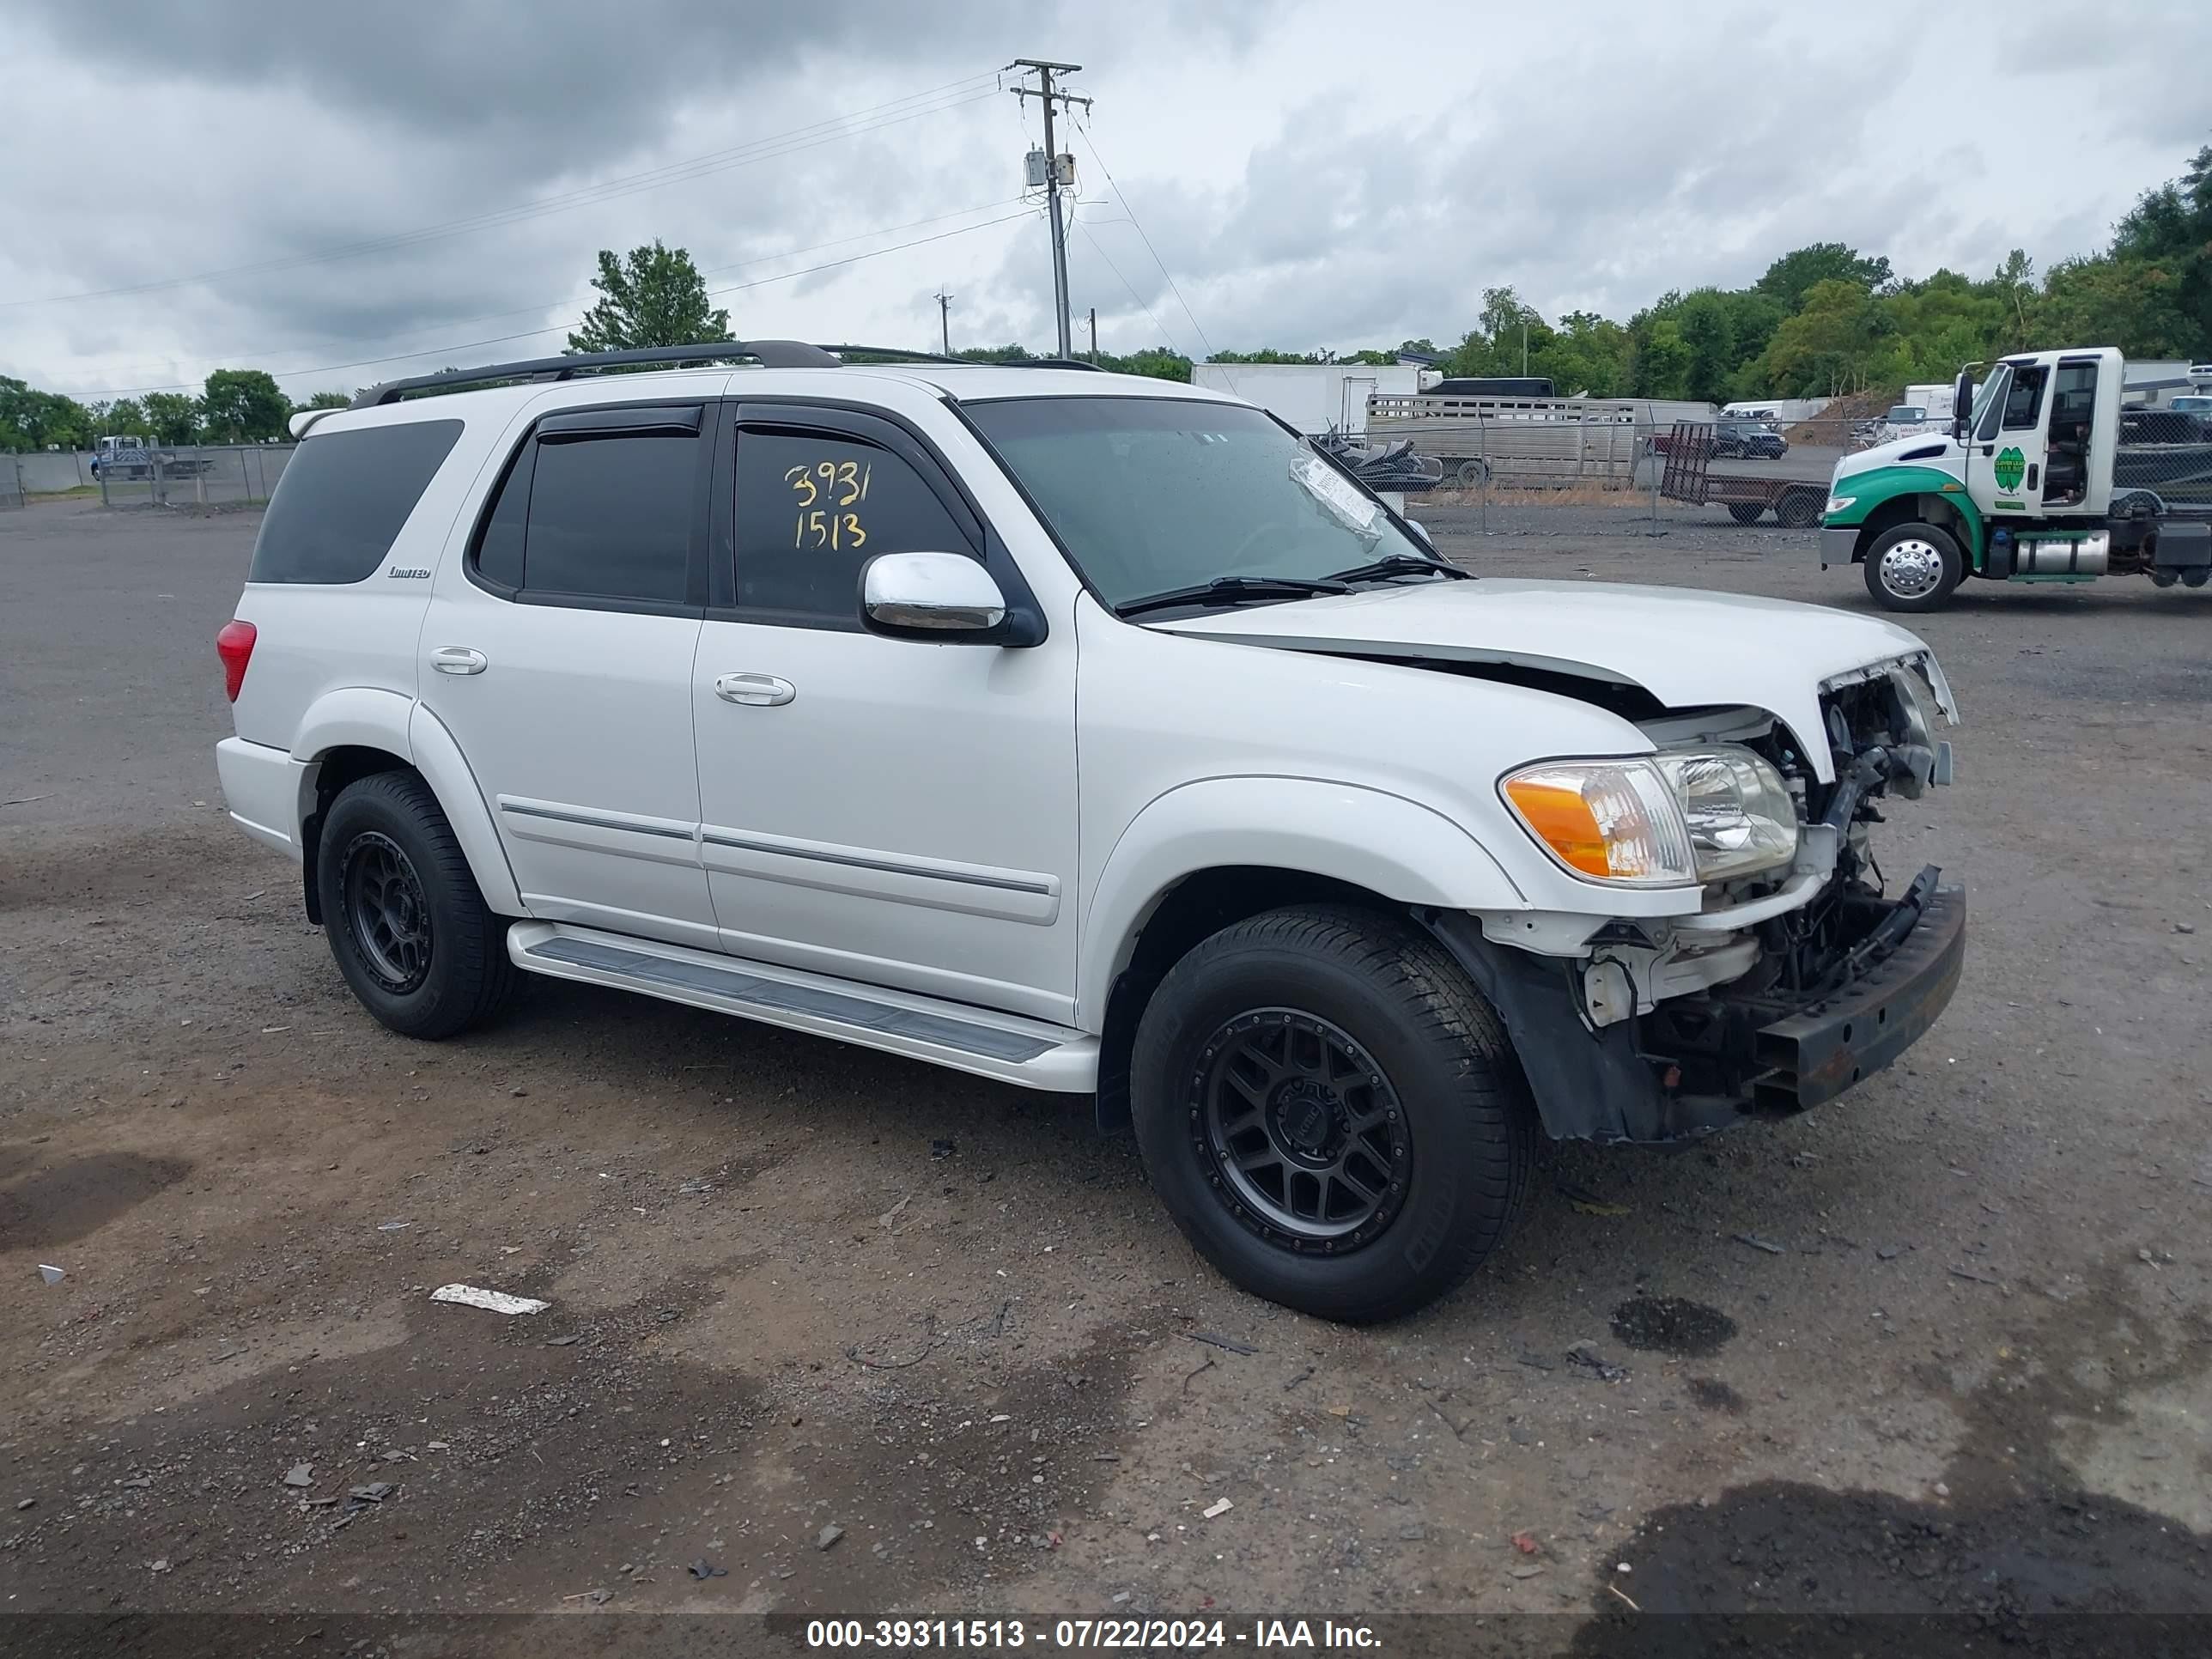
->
<box><xmin>4</xmin><ymin>0</ymin><xmax>2205</xmax><ymax>404</ymax></box>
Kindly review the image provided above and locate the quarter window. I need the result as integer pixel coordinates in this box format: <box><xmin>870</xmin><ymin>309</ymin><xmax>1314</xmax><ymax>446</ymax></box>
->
<box><xmin>732</xmin><ymin>430</ymin><xmax>974</xmax><ymax>623</ymax></box>
<box><xmin>249</xmin><ymin>418</ymin><xmax>461</xmax><ymax>584</ymax></box>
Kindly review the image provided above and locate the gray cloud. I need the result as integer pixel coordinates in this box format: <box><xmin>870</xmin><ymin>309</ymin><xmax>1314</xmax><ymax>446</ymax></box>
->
<box><xmin>3</xmin><ymin>0</ymin><xmax>2202</xmax><ymax>400</ymax></box>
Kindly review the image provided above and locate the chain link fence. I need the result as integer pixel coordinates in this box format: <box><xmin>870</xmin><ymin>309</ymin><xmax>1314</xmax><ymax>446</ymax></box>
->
<box><xmin>1366</xmin><ymin>411</ymin><xmax>1863</xmax><ymax>538</ymax></box>
<box><xmin>88</xmin><ymin>444</ymin><xmax>296</xmax><ymax>509</ymax></box>
<box><xmin>1370</xmin><ymin>409</ymin><xmax>2212</xmax><ymax>538</ymax></box>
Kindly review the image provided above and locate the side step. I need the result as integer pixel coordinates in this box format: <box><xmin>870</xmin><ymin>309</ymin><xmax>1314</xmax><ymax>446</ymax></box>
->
<box><xmin>507</xmin><ymin>922</ymin><xmax>1097</xmax><ymax>1092</ymax></box>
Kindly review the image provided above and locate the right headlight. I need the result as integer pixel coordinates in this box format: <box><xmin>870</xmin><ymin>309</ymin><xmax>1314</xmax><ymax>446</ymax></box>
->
<box><xmin>1502</xmin><ymin>744</ymin><xmax>1797</xmax><ymax>888</ymax></box>
<box><xmin>1650</xmin><ymin>746</ymin><xmax>1799</xmax><ymax>882</ymax></box>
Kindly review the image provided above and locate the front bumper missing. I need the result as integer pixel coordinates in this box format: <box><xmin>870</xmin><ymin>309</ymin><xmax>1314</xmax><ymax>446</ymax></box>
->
<box><xmin>1425</xmin><ymin>867</ymin><xmax>1966</xmax><ymax>1146</ymax></box>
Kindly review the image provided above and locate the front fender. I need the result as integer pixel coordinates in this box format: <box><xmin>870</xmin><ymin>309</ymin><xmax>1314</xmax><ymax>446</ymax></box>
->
<box><xmin>1076</xmin><ymin>775</ymin><xmax>1528</xmax><ymax>1027</ymax></box>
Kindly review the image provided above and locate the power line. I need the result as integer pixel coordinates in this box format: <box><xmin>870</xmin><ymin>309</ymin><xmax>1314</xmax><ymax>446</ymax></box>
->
<box><xmin>75</xmin><ymin>199</ymin><xmax>1026</xmax><ymax>388</ymax></box>
<box><xmin>62</xmin><ymin>209</ymin><xmax>1036</xmax><ymax>398</ymax></box>
<box><xmin>3</xmin><ymin>72</ymin><xmax>1002</xmax><ymax>308</ymax></box>
<box><xmin>1071</xmin><ymin>219</ymin><xmax>1191</xmax><ymax>363</ymax></box>
<box><xmin>1069</xmin><ymin>118</ymin><xmax>1223</xmax><ymax>364</ymax></box>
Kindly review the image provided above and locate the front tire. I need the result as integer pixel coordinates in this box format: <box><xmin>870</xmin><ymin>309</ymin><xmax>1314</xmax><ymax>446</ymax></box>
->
<box><xmin>1863</xmin><ymin>521</ymin><xmax>1964</xmax><ymax>612</ymax></box>
<box><xmin>1130</xmin><ymin>906</ymin><xmax>1534</xmax><ymax>1323</ymax></box>
<box><xmin>316</xmin><ymin>771</ymin><xmax>517</xmax><ymax>1040</ymax></box>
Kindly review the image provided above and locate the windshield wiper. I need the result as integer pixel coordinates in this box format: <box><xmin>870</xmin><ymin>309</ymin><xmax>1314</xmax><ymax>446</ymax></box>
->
<box><xmin>1115</xmin><ymin>575</ymin><xmax>1351</xmax><ymax>618</ymax></box>
<box><xmin>1323</xmin><ymin>553</ymin><xmax>1472</xmax><ymax>585</ymax></box>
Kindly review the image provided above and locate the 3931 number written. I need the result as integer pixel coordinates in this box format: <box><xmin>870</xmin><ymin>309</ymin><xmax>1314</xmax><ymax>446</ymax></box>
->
<box><xmin>788</xmin><ymin>459</ymin><xmax>872</xmax><ymax>551</ymax></box>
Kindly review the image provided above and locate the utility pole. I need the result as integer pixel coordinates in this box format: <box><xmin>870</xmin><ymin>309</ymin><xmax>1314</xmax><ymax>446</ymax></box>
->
<box><xmin>1087</xmin><ymin>306</ymin><xmax>1097</xmax><ymax>362</ymax></box>
<box><xmin>1007</xmin><ymin>58</ymin><xmax>1089</xmax><ymax>360</ymax></box>
<box><xmin>934</xmin><ymin>288</ymin><xmax>954</xmax><ymax>356</ymax></box>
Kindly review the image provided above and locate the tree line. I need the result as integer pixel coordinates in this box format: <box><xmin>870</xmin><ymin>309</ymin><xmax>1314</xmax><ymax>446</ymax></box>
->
<box><xmin>5</xmin><ymin>146</ymin><xmax>2202</xmax><ymax>452</ymax></box>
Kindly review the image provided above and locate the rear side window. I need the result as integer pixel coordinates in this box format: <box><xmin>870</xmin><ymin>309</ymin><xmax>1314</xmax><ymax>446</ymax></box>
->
<box><xmin>468</xmin><ymin>410</ymin><xmax>706</xmax><ymax>609</ymax></box>
<box><xmin>247</xmin><ymin>419</ymin><xmax>462</xmax><ymax>583</ymax></box>
<box><xmin>732</xmin><ymin>429</ymin><xmax>974</xmax><ymax>623</ymax></box>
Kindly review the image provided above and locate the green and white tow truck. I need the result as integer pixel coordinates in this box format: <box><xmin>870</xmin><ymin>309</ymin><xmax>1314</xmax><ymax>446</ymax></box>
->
<box><xmin>1816</xmin><ymin>346</ymin><xmax>2212</xmax><ymax>611</ymax></box>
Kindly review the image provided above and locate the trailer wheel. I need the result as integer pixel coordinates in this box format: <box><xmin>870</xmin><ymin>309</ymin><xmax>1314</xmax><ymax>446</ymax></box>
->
<box><xmin>1727</xmin><ymin>502</ymin><xmax>1765</xmax><ymax>525</ymax></box>
<box><xmin>1863</xmin><ymin>522</ymin><xmax>1963</xmax><ymax>612</ymax></box>
<box><xmin>1775</xmin><ymin>489</ymin><xmax>1822</xmax><ymax>528</ymax></box>
<box><xmin>1452</xmin><ymin>458</ymin><xmax>1489</xmax><ymax>488</ymax></box>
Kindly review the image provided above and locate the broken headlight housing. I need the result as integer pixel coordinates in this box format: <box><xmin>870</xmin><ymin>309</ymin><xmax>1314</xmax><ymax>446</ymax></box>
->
<box><xmin>1651</xmin><ymin>745</ymin><xmax>1798</xmax><ymax>882</ymax></box>
<box><xmin>1500</xmin><ymin>743</ymin><xmax>1797</xmax><ymax>887</ymax></box>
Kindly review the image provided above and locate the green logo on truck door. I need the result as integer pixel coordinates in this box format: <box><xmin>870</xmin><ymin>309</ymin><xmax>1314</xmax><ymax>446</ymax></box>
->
<box><xmin>1994</xmin><ymin>447</ymin><xmax>2026</xmax><ymax>490</ymax></box>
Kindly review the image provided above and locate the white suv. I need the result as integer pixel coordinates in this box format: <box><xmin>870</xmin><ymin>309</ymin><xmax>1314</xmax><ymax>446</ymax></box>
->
<box><xmin>216</xmin><ymin>342</ymin><xmax>1966</xmax><ymax>1322</ymax></box>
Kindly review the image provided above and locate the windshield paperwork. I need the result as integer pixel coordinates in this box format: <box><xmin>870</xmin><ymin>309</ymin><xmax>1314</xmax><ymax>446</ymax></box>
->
<box><xmin>963</xmin><ymin>397</ymin><xmax>1452</xmax><ymax>614</ymax></box>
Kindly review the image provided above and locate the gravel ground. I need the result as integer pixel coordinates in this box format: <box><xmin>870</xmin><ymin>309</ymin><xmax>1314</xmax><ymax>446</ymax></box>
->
<box><xmin>3</xmin><ymin>497</ymin><xmax>2209</xmax><ymax>1650</ymax></box>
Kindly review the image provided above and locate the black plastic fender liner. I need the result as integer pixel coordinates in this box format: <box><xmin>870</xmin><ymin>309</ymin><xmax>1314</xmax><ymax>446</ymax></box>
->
<box><xmin>1418</xmin><ymin>910</ymin><xmax>1733</xmax><ymax>1145</ymax></box>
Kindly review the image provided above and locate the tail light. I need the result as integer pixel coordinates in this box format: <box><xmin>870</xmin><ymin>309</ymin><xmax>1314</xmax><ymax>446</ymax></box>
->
<box><xmin>216</xmin><ymin>619</ymin><xmax>257</xmax><ymax>702</ymax></box>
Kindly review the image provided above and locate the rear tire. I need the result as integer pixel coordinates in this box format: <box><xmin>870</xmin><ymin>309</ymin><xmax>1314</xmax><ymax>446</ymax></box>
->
<box><xmin>1130</xmin><ymin>905</ymin><xmax>1534</xmax><ymax>1323</ymax></box>
<box><xmin>1452</xmin><ymin>457</ymin><xmax>1489</xmax><ymax>488</ymax></box>
<box><xmin>1775</xmin><ymin>488</ymin><xmax>1823</xmax><ymax>528</ymax></box>
<box><xmin>316</xmin><ymin>771</ymin><xmax>517</xmax><ymax>1040</ymax></box>
<box><xmin>1862</xmin><ymin>521</ymin><xmax>1964</xmax><ymax>612</ymax></box>
<box><xmin>1727</xmin><ymin>502</ymin><xmax>1765</xmax><ymax>525</ymax></box>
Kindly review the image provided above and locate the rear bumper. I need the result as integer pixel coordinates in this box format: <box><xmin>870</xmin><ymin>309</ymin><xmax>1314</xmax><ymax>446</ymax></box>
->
<box><xmin>216</xmin><ymin>737</ymin><xmax>305</xmax><ymax>858</ymax></box>
<box><xmin>1818</xmin><ymin>526</ymin><xmax>1858</xmax><ymax>567</ymax></box>
<box><xmin>1426</xmin><ymin>870</ymin><xmax>1966</xmax><ymax>1146</ymax></box>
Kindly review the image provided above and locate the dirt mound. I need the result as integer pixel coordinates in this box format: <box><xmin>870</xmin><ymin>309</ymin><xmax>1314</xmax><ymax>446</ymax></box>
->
<box><xmin>1785</xmin><ymin>389</ymin><xmax>1893</xmax><ymax>445</ymax></box>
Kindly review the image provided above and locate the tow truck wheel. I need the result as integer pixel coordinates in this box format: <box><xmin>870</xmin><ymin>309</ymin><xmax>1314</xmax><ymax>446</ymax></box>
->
<box><xmin>1863</xmin><ymin>522</ymin><xmax>1963</xmax><ymax>613</ymax></box>
<box><xmin>1728</xmin><ymin>502</ymin><xmax>1765</xmax><ymax>525</ymax></box>
<box><xmin>1129</xmin><ymin>904</ymin><xmax>1534</xmax><ymax>1323</ymax></box>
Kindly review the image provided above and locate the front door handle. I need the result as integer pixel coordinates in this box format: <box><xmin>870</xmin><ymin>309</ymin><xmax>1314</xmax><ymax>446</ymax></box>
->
<box><xmin>714</xmin><ymin>672</ymin><xmax>795</xmax><ymax>707</ymax></box>
<box><xmin>431</xmin><ymin>646</ymin><xmax>488</xmax><ymax>675</ymax></box>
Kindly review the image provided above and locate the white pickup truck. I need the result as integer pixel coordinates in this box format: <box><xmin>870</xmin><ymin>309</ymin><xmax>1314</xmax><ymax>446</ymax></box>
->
<box><xmin>216</xmin><ymin>343</ymin><xmax>1965</xmax><ymax>1322</ymax></box>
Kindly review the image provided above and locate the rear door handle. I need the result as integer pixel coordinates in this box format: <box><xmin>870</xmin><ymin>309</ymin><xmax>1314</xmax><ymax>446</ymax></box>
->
<box><xmin>714</xmin><ymin>672</ymin><xmax>795</xmax><ymax>707</ymax></box>
<box><xmin>431</xmin><ymin>646</ymin><xmax>488</xmax><ymax>675</ymax></box>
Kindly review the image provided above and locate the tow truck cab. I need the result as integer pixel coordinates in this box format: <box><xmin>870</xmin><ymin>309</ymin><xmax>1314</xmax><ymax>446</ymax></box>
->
<box><xmin>1818</xmin><ymin>346</ymin><xmax>2212</xmax><ymax>610</ymax></box>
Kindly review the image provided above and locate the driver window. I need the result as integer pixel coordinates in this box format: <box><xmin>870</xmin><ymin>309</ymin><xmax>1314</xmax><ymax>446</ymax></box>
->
<box><xmin>2000</xmin><ymin>365</ymin><xmax>2048</xmax><ymax>431</ymax></box>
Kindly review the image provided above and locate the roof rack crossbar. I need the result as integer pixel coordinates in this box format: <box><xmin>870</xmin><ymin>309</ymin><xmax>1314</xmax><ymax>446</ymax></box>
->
<box><xmin>349</xmin><ymin>340</ymin><xmax>839</xmax><ymax>408</ymax></box>
<box><xmin>815</xmin><ymin>345</ymin><xmax>1099</xmax><ymax>370</ymax></box>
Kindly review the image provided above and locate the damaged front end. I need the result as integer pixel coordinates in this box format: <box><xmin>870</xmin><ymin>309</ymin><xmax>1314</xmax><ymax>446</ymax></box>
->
<box><xmin>1429</xmin><ymin>663</ymin><xmax>1966</xmax><ymax>1145</ymax></box>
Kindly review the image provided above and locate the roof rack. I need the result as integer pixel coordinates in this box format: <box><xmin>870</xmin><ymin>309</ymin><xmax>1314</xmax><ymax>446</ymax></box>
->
<box><xmin>347</xmin><ymin>338</ymin><xmax>1109</xmax><ymax>410</ymax></box>
<box><xmin>817</xmin><ymin>343</ymin><xmax>1103</xmax><ymax>372</ymax></box>
<box><xmin>349</xmin><ymin>341</ymin><xmax>839</xmax><ymax>408</ymax></box>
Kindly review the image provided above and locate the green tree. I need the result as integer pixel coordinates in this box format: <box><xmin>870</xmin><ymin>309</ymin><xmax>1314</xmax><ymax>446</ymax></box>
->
<box><xmin>1630</xmin><ymin>319</ymin><xmax>1692</xmax><ymax>398</ymax></box>
<box><xmin>0</xmin><ymin>379</ymin><xmax>94</xmax><ymax>449</ymax></box>
<box><xmin>100</xmin><ymin>397</ymin><xmax>150</xmax><ymax>438</ymax></box>
<box><xmin>1754</xmin><ymin>243</ymin><xmax>1893</xmax><ymax>312</ymax></box>
<box><xmin>199</xmin><ymin>369</ymin><xmax>289</xmax><ymax>442</ymax></box>
<box><xmin>142</xmin><ymin>392</ymin><xmax>200</xmax><ymax>445</ymax></box>
<box><xmin>2108</xmin><ymin>143</ymin><xmax>2211</xmax><ymax>343</ymax></box>
<box><xmin>1100</xmin><ymin>346</ymin><xmax>1193</xmax><ymax>382</ymax></box>
<box><xmin>1674</xmin><ymin>289</ymin><xmax>1736</xmax><ymax>404</ymax></box>
<box><xmin>296</xmin><ymin>389</ymin><xmax>353</xmax><ymax>413</ymax></box>
<box><xmin>566</xmin><ymin>240</ymin><xmax>732</xmax><ymax>354</ymax></box>
<box><xmin>1533</xmin><ymin>311</ymin><xmax>1632</xmax><ymax>397</ymax></box>
<box><xmin>1754</xmin><ymin>279</ymin><xmax>1888</xmax><ymax>395</ymax></box>
<box><xmin>2033</xmin><ymin>254</ymin><xmax>2194</xmax><ymax>356</ymax></box>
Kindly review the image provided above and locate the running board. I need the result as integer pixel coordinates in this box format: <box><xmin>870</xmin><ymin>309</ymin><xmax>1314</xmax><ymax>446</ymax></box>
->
<box><xmin>506</xmin><ymin>922</ymin><xmax>1097</xmax><ymax>1092</ymax></box>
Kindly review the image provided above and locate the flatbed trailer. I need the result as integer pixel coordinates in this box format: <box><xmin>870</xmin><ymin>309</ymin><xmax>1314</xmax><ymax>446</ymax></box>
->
<box><xmin>1659</xmin><ymin>422</ymin><xmax>1828</xmax><ymax>526</ymax></box>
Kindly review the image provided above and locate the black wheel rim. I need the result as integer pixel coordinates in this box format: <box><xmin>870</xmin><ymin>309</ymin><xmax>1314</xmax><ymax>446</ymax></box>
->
<box><xmin>1187</xmin><ymin>1009</ymin><xmax>1412</xmax><ymax>1251</ymax></box>
<box><xmin>342</xmin><ymin>831</ymin><xmax>433</xmax><ymax>994</ymax></box>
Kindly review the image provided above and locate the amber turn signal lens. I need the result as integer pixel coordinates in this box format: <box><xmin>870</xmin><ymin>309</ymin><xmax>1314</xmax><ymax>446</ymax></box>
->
<box><xmin>1502</xmin><ymin>778</ymin><xmax>1611</xmax><ymax>878</ymax></box>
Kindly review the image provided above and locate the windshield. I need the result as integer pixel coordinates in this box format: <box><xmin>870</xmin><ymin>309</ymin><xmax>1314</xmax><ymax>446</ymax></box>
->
<box><xmin>963</xmin><ymin>397</ymin><xmax>1432</xmax><ymax>611</ymax></box>
<box><xmin>1968</xmin><ymin>367</ymin><xmax>2009</xmax><ymax>440</ymax></box>
<box><xmin>1886</xmin><ymin>407</ymin><xmax>1925</xmax><ymax>422</ymax></box>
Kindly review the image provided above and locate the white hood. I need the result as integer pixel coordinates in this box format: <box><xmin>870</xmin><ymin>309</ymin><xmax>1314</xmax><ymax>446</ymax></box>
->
<box><xmin>1153</xmin><ymin>580</ymin><xmax>1955</xmax><ymax>782</ymax></box>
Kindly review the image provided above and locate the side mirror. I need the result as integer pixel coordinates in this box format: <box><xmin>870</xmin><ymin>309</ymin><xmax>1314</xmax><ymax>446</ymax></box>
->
<box><xmin>1405</xmin><ymin>519</ymin><xmax>1434</xmax><ymax>550</ymax></box>
<box><xmin>1952</xmin><ymin>368</ymin><xmax>1975</xmax><ymax>442</ymax></box>
<box><xmin>861</xmin><ymin>551</ymin><xmax>1008</xmax><ymax>640</ymax></box>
